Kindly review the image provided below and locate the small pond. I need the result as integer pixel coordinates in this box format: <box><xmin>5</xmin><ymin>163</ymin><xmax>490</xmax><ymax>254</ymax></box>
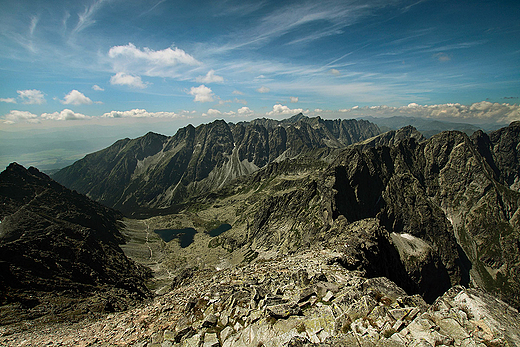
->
<box><xmin>208</xmin><ymin>223</ymin><xmax>232</xmax><ymax>237</ymax></box>
<box><xmin>153</xmin><ymin>228</ymin><xmax>197</xmax><ymax>248</ymax></box>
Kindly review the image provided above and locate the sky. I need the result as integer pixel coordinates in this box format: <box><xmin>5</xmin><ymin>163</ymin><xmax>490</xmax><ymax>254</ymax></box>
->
<box><xmin>0</xmin><ymin>0</ymin><xmax>519</xmax><ymax>169</ymax></box>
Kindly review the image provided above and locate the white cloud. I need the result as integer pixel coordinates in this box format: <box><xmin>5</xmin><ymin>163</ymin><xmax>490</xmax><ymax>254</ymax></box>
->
<box><xmin>330</xmin><ymin>69</ymin><xmax>340</xmax><ymax>75</ymax></box>
<box><xmin>108</xmin><ymin>43</ymin><xmax>201</xmax><ymax>79</ymax></box>
<box><xmin>92</xmin><ymin>85</ymin><xmax>104</xmax><ymax>91</ymax></box>
<box><xmin>17</xmin><ymin>89</ymin><xmax>45</xmax><ymax>105</ymax></box>
<box><xmin>290</xmin><ymin>96</ymin><xmax>299</xmax><ymax>103</ymax></box>
<box><xmin>257</xmin><ymin>86</ymin><xmax>270</xmax><ymax>93</ymax></box>
<box><xmin>110</xmin><ymin>72</ymin><xmax>148</xmax><ymax>89</ymax></box>
<box><xmin>196</xmin><ymin>70</ymin><xmax>224</xmax><ymax>83</ymax></box>
<box><xmin>71</xmin><ymin>0</ymin><xmax>106</xmax><ymax>36</ymax></box>
<box><xmin>237</xmin><ymin>106</ymin><xmax>254</xmax><ymax>116</ymax></box>
<box><xmin>205</xmin><ymin>109</ymin><xmax>222</xmax><ymax>116</ymax></box>
<box><xmin>266</xmin><ymin>104</ymin><xmax>305</xmax><ymax>116</ymax></box>
<box><xmin>102</xmin><ymin>109</ymin><xmax>179</xmax><ymax>118</ymax></box>
<box><xmin>235</xmin><ymin>98</ymin><xmax>247</xmax><ymax>105</ymax></box>
<box><xmin>41</xmin><ymin>109</ymin><xmax>90</xmax><ymax>120</ymax></box>
<box><xmin>61</xmin><ymin>90</ymin><xmax>93</xmax><ymax>105</ymax></box>
<box><xmin>232</xmin><ymin>90</ymin><xmax>244</xmax><ymax>95</ymax></box>
<box><xmin>314</xmin><ymin>108</ymin><xmax>323</xmax><ymax>112</ymax></box>
<box><xmin>3</xmin><ymin>110</ymin><xmax>39</xmax><ymax>124</ymax></box>
<box><xmin>0</xmin><ymin>98</ymin><xmax>16</xmax><ymax>103</ymax></box>
<box><xmin>188</xmin><ymin>85</ymin><xmax>214</xmax><ymax>102</ymax></box>
<box><xmin>350</xmin><ymin>101</ymin><xmax>520</xmax><ymax>124</ymax></box>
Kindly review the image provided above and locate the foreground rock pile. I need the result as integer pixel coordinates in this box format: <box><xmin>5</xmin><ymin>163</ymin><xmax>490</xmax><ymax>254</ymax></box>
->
<box><xmin>2</xmin><ymin>248</ymin><xmax>519</xmax><ymax>346</ymax></box>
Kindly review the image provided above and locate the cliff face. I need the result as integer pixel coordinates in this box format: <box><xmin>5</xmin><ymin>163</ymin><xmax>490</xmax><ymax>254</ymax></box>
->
<box><xmin>0</xmin><ymin>163</ymin><xmax>151</xmax><ymax>325</ymax></box>
<box><xmin>206</xmin><ymin>123</ymin><xmax>520</xmax><ymax>308</ymax></box>
<box><xmin>52</xmin><ymin>116</ymin><xmax>381</xmax><ymax>215</ymax></box>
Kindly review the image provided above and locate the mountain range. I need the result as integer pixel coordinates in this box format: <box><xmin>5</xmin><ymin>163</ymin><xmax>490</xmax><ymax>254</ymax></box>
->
<box><xmin>52</xmin><ymin>115</ymin><xmax>380</xmax><ymax>215</ymax></box>
<box><xmin>2</xmin><ymin>115</ymin><xmax>520</xmax><ymax>345</ymax></box>
<box><xmin>52</xmin><ymin>115</ymin><xmax>520</xmax><ymax>308</ymax></box>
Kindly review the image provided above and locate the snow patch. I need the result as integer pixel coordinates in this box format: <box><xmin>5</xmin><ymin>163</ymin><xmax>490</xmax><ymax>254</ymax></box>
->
<box><xmin>400</xmin><ymin>233</ymin><xmax>415</xmax><ymax>241</ymax></box>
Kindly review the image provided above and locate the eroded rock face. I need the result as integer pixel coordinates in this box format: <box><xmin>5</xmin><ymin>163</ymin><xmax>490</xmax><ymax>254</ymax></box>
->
<box><xmin>0</xmin><ymin>163</ymin><xmax>152</xmax><ymax>325</ymax></box>
<box><xmin>473</xmin><ymin>121</ymin><xmax>520</xmax><ymax>191</ymax></box>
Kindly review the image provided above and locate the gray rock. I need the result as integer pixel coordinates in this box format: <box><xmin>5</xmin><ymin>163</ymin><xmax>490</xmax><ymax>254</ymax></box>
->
<box><xmin>267</xmin><ymin>303</ymin><xmax>302</xmax><ymax>319</ymax></box>
<box><xmin>202</xmin><ymin>333</ymin><xmax>219</xmax><ymax>347</ymax></box>
<box><xmin>202</xmin><ymin>314</ymin><xmax>218</xmax><ymax>328</ymax></box>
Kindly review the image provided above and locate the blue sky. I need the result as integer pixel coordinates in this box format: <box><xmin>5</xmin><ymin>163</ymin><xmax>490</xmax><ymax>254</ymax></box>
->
<box><xmin>1</xmin><ymin>0</ymin><xmax>519</xmax><ymax>128</ymax></box>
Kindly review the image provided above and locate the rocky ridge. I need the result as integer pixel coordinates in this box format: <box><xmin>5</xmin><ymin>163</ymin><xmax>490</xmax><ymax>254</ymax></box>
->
<box><xmin>1</xmin><ymin>246</ymin><xmax>518</xmax><ymax>346</ymax></box>
<box><xmin>0</xmin><ymin>163</ymin><xmax>152</xmax><ymax>326</ymax></box>
<box><xmin>52</xmin><ymin>115</ymin><xmax>381</xmax><ymax>215</ymax></box>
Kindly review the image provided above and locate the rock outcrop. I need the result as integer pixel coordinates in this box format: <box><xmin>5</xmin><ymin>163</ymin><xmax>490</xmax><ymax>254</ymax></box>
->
<box><xmin>0</xmin><ymin>163</ymin><xmax>152</xmax><ymax>326</ymax></box>
<box><xmin>2</xmin><ymin>248</ymin><xmax>518</xmax><ymax>346</ymax></box>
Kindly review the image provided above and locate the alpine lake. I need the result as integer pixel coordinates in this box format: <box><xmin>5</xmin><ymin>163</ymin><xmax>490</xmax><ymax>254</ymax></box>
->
<box><xmin>153</xmin><ymin>223</ymin><xmax>232</xmax><ymax>248</ymax></box>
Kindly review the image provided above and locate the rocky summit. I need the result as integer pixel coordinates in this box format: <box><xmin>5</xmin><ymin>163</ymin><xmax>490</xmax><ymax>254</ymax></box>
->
<box><xmin>1</xmin><ymin>248</ymin><xmax>519</xmax><ymax>346</ymax></box>
<box><xmin>2</xmin><ymin>116</ymin><xmax>520</xmax><ymax>346</ymax></box>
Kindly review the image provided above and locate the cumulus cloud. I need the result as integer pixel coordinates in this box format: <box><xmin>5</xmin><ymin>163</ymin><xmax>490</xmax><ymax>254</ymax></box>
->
<box><xmin>205</xmin><ymin>109</ymin><xmax>222</xmax><ymax>117</ymax></box>
<box><xmin>3</xmin><ymin>110</ymin><xmax>39</xmax><ymax>124</ymax></box>
<box><xmin>92</xmin><ymin>85</ymin><xmax>104</xmax><ymax>91</ymax></box>
<box><xmin>330</xmin><ymin>69</ymin><xmax>340</xmax><ymax>75</ymax></box>
<box><xmin>61</xmin><ymin>90</ymin><xmax>93</xmax><ymax>105</ymax></box>
<box><xmin>257</xmin><ymin>86</ymin><xmax>270</xmax><ymax>93</ymax></box>
<box><xmin>196</xmin><ymin>70</ymin><xmax>224</xmax><ymax>83</ymax></box>
<box><xmin>349</xmin><ymin>101</ymin><xmax>520</xmax><ymax>124</ymax></box>
<box><xmin>102</xmin><ymin>109</ymin><xmax>179</xmax><ymax>118</ymax></box>
<box><xmin>17</xmin><ymin>89</ymin><xmax>45</xmax><ymax>104</ymax></box>
<box><xmin>266</xmin><ymin>104</ymin><xmax>305</xmax><ymax>116</ymax></box>
<box><xmin>110</xmin><ymin>72</ymin><xmax>148</xmax><ymax>89</ymax></box>
<box><xmin>0</xmin><ymin>98</ymin><xmax>16</xmax><ymax>103</ymax></box>
<box><xmin>188</xmin><ymin>85</ymin><xmax>214</xmax><ymax>102</ymax></box>
<box><xmin>237</xmin><ymin>106</ymin><xmax>254</xmax><ymax>116</ymax></box>
<box><xmin>232</xmin><ymin>90</ymin><xmax>244</xmax><ymax>95</ymax></box>
<box><xmin>41</xmin><ymin>109</ymin><xmax>90</xmax><ymax>120</ymax></box>
<box><xmin>108</xmin><ymin>43</ymin><xmax>201</xmax><ymax>78</ymax></box>
<box><xmin>290</xmin><ymin>96</ymin><xmax>299</xmax><ymax>103</ymax></box>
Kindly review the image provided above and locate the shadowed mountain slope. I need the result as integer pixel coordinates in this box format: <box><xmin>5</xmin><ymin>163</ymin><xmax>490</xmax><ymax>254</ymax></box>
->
<box><xmin>0</xmin><ymin>163</ymin><xmax>151</xmax><ymax>325</ymax></box>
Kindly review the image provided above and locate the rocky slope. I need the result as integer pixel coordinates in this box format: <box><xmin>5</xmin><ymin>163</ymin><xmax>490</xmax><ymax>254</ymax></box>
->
<box><xmin>0</xmin><ymin>163</ymin><xmax>152</xmax><ymax>326</ymax></box>
<box><xmin>174</xmin><ymin>122</ymin><xmax>520</xmax><ymax>309</ymax></box>
<box><xmin>52</xmin><ymin>115</ymin><xmax>380</xmax><ymax>215</ymax></box>
<box><xmin>1</xmin><ymin>247</ymin><xmax>518</xmax><ymax>346</ymax></box>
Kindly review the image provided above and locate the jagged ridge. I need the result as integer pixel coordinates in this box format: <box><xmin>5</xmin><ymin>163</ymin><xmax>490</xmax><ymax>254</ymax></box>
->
<box><xmin>52</xmin><ymin>115</ymin><xmax>381</xmax><ymax>215</ymax></box>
